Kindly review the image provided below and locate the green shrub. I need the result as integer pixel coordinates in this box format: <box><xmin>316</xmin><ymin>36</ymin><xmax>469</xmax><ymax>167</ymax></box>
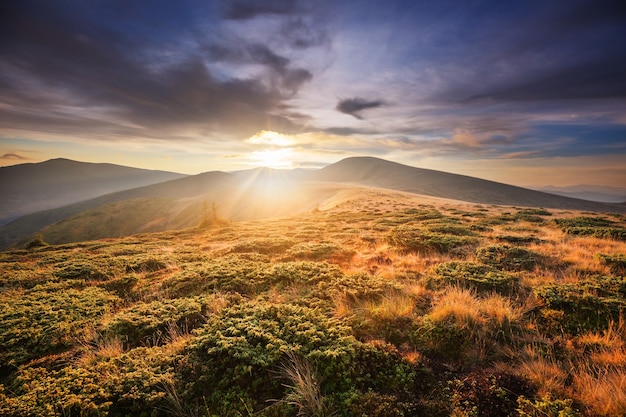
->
<box><xmin>553</xmin><ymin>216</ymin><xmax>626</xmax><ymax>241</ymax></box>
<box><xmin>428</xmin><ymin>261</ymin><xmax>518</xmax><ymax>294</ymax></box>
<box><xmin>24</xmin><ymin>235</ymin><xmax>48</xmax><ymax>249</ymax></box>
<box><xmin>125</xmin><ymin>256</ymin><xmax>169</xmax><ymax>273</ymax></box>
<box><xmin>561</xmin><ymin>227</ymin><xmax>626</xmax><ymax>241</ymax></box>
<box><xmin>451</xmin><ymin>371</ymin><xmax>535</xmax><ymax>417</ymax></box>
<box><xmin>183</xmin><ymin>301</ymin><xmax>416</xmax><ymax>416</ymax></box>
<box><xmin>534</xmin><ymin>276</ymin><xmax>626</xmax><ymax>333</ymax></box>
<box><xmin>104</xmin><ymin>295</ymin><xmax>228</xmax><ymax>347</ymax></box>
<box><xmin>597</xmin><ymin>254</ymin><xmax>626</xmax><ymax>274</ymax></box>
<box><xmin>388</xmin><ymin>226</ymin><xmax>477</xmax><ymax>254</ymax></box>
<box><xmin>4</xmin><ymin>346</ymin><xmax>175</xmax><ymax>417</ymax></box>
<box><xmin>476</xmin><ymin>245</ymin><xmax>542</xmax><ymax>271</ymax></box>
<box><xmin>54</xmin><ymin>260</ymin><xmax>111</xmax><ymax>281</ymax></box>
<box><xmin>230</xmin><ymin>237</ymin><xmax>295</xmax><ymax>255</ymax></box>
<box><xmin>496</xmin><ymin>235</ymin><xmax>541</xmax><ymax>245</ymax></box>
<box><xmin>163</xmin><ymin>257</ymin><xmax>343</xmax><ymax>298</ymax></box>
<box><xmin>286</xmin><ymin>242</ymin><xmax>354</xmax><ymax>262</ymax></box>
<box><xmin>554</xmin><ymin>217</ymin><xmax>614</xmax><ymax>228</ymax></box>
<box><xmin>517</xmin><ymin>396</ymin><xmax>581</xmax><ymax>417</ymax></box>
<box><xmin>0</xmin><ymin>284</ymin><xmax>119</xmax><ymax>368</ymax></box>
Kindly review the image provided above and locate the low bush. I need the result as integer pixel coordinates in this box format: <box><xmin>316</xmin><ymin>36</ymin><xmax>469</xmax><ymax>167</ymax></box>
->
<box><xmin>103</xmin><ymin>295</ymin><xmax>229</xmax><ymax>347</ymax></box>
<box><xmin>285</xmin><ymin>242</ymin><xmax>354</xmax><ymax>262</ymax></box>
<box><xmin>0</xmin><ymin>284</ymin><xmax>119</xmax><ymax>368</ymax></box>
<box><xmin>388</xmin><ymin>226</ymin><xmax>477</xmax><ymax>254</ymax></box>
<box><xmin>597</xmin><ymin>254</ymin><xmax>626</xmax><ymax>274</ymax></box>
<box><xmin>427</xmin><ymin>261</ymin><xmax>519</xmax><ymax>294</ymax></box>
<box><xmin>450</xmin><ymin>371</ymin><xmax>535</xmax><ymax>417</ymax></box>
<box><xmin>182</xmin><ymin>301</ymin><xmax>417</xmax><ymax>415</ymax></box>
<box><xmin>476</xmin><ymin>244</ymin><xmax>542</xmax><ymax>271</ymax></box>
<box><xmin>3</xmin><ymin>346</ymin><xmax>175</xmax><ymax>417</ymax></box>
<box><xmin>229</xmin><ymin>237</ymin><xmax>295</xmax><ymax>255</ymax></box>
<box><xmin>496</xmin><ymin>235</ymin><xmax>541</xmax><ymax>245</ymax></box>
<box><xmin>534</xmin><ymin>276</ymin><xmax>626</xmax><ymax>333</ymax></box>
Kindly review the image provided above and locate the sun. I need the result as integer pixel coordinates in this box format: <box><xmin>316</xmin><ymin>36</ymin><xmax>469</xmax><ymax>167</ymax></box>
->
<box><xmin>250</xmin><ymin>148</ymin><xmax>294</xmax><ymax>169</ymax></box>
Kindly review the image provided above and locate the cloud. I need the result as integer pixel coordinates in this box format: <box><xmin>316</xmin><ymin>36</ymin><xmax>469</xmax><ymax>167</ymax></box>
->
<box><xmin>0</xmin><ymin>152</ymin><xmax>28</xmax><ymax>160</ymax></box>
<box><xmin>0</xmin><ymin>0</ymin><xmax>327</xmax><ymax>144</ymax></box>
<box><xmin>222</xmin><ymin>0</ymin><xmax>300</xmax><ymax>20</ymax></box>
<box><xmin>336</xmin><ymin>98</ymin><xmax>385</xmax><ymax>119</ymax></box>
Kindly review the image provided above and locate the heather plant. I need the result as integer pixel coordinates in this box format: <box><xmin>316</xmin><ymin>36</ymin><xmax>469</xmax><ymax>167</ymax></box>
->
<box><xmin>180</xmin><ymin>300</ymin><xmax>422</xmax><ymax>416</ymax></box>
<box><xmin>0</xmin><ymin>283</ymin><xmax>119</xmax><ymax>369</ymax></box>
<box><xmin>229</xmin><ymin>237</ymin><xmax>296</xmax><ymax>255</ymax></box>
<box><xmin>554</xmin><ymin>216</ymin><xmax>626</xmax><ymax>241</ymax></box>
<box><xmin>597</xmin><ymin>253</ymin><xmax>626</xmax><ymax>274</ymax></box>
<box><xmin>388</xmin><ymin>226</ymin><xmax>478</xmax><ymax>254</ymax></box>
<box><xmin>427</xmin><ymin>261</ymin><xmax>519</xmax><ymax>294</ymax></box>
<box><xmin>2</xmin><ymin>192</ymin><xmax>626</xmax><ymax>416</ymax></box>
<box><xmin>534</xmin><ymin>276</ymin><xmax>626</xmax><ymax>333</ymax></box>
<box><xmin>103</xmin><ymin>294</ymin><xmax>229</xmax><ymax>347</ymax></box>
<box><xmin>476</xmin><ymin>244</ymin><xmax>542</xmax><ymax>271</ymax></box>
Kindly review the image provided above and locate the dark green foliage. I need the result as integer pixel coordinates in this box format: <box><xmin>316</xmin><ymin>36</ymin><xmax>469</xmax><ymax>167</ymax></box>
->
<box><xmin>0</xmin><ymin>283</ymin><xmax>118</xmax><ymax>368</ymax></box>
<box><xmin>554</xmin><ymin>216</ymin><xmax>626</xmax><ymax>240</ymax></box>
<box><xmin>388</xmin><ymin>226</ymin><xmax>478</xmax><ymax>254</ymax></box>
<box><xmin>496</xmin><ymin>235</ymin><xmax>541</xmax><ymax>245</ymax></box>
<box><xmin>285</xmin><ymin>242</ymin><xmax>354</xmax><ymax>261</ymax></box>
<box><xmin>54</xmin><ymin>260</ymin><xmax>111</xmax><ymax>281</ymax></box>
<box><xmin>562</xmin><ymin>227</ymin><xmax>626</xmax><ymax>241</ymax></box>
<box><xmin>182</xmin><ymin>301</ymin><xmax>418</xmax><ymax>416</ymax></box>
<box><xmin>554</xmin><ymin>217</ymin><xmax>615</xmax><ymax>228</ymax></box>
<box><xmin>163</xmin><ymin>255</ymin><xmax>343</xmax><ymax>297</ymax></box>
<box><xmin>476</xmin><ymin>244</ymin><xmax>542</xmax><ymax>271</ymax></box>
<box><xmin>517</xmin><ymin>396</ymin><xmax>581</xmax><ymax>417</ymax></box>
<box><xmin>24</xmin><ymin>234</ymin><xmax>48</xmax><ymax>249</ymax></box>
<box><xmin>230</xmin><ymin>237</ymin><xmax>295</xmax><ymax>255</ymax></box>
<box><xmin>534</xmin><ymin>276</ymin><xmax>626</xmax><ymax>333</ymax></box>
<box><xmin>428</xmin><ymin>261</ymin><xmax>518</xmax><ymax>294</ymax></box>
<box><xmin>451</xmin><ymin>371</ymin><xmax>535</xmax><ymax>417</ymax></box>
<box><xmin>416</xmin><ymin>316</ymin><xmax>476</xmax><ymax>362</ymax></box>
<box><xmin>343</xmin><ymin>391</ymin><xmax>406</xmax><ymax>416</ymax></box>
<box><xmin>4</xmin><ymin>346</ymin><xmax>175</xmax><ymax>417</ymax></box>
<box><xmin>597</xmin><ymin>253</ymin><xmax>626</xmax><ymax>275</ymax></box>
<box><xmin>125</xmin><ymin>256</ymin><xmax>168</xmax><ymax>273</ymax></box>
<box><xmin>103</xmin><ymin>295</ymin><xmax>228</xmax><ymax>347</ymax></box>
<box><xmin>517</xmin><ymin>208</ymin><xmax>552</xmax><ymax>216</ymax></box>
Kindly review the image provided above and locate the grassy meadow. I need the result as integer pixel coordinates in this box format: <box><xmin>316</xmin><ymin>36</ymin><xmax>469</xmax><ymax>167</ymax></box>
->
<box><xmin>1</xmin><ymin>188</ymin><xmax>626</xmax><ymax>416</ymax></box>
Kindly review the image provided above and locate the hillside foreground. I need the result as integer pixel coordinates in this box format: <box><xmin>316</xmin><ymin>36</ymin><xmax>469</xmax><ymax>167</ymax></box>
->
<box><xmin>1</xmin><ymin>188</ymin><xmax>626</xmax><ymax>416</ymax></box>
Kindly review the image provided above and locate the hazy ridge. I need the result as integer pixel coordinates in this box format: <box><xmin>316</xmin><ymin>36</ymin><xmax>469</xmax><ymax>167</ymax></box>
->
<box><xmin>1</xmin><ymin>156</ymin><xmax>624</xmax><ymax>249</ymax></box>
<box><xmin>0</xmin><ymin>158</ymin><xmax>186</xmax><ymax>225</ymax></box>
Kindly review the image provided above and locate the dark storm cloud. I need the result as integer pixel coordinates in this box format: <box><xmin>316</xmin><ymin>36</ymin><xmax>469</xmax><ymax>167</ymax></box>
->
<box><xmin>223</xmin><ymin>0</ymin><xmax>300</xmax><ymax>20</ymax></box>
<box><xmin>336</xmin><ymin>98</ymin><xmax>385</xmax><ymax>120</ymax></box>
<box><xmin>0</xmin><ymin>0</ymin><xmax>321</xmax><ymax>141</ymax></box>
<box><xmin>431</xmin><ymin>0</ymin><xmax>626</xmax><ymax>104</ymax></box>
<box><xmin>205</xmin><ymin>42</ymin><xmax>312</xmax><ymax>94</ymax></box>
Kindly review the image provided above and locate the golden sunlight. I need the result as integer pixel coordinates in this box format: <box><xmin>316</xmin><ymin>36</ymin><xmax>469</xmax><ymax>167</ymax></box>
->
<box><xmin>250</xmin><ymin>148</ymin><xmax>294</xmax><ymax>168</ymax></box>
<box><xmin>245</xmin><ymin>130</ymin><xmax>295</xmax><ymax>147</ymax></box>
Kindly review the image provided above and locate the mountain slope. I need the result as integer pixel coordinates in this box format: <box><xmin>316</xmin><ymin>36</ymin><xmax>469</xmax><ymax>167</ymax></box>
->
<box><xmin>0</xmin><ymin>171</ymin><xmax>230</xmax><ymax>249</ymax></box>
<box><xmin>0</xmin><ymin>168</ymin><xmax>347</xmax><ymax>248</ymax></box>
<box><xmin>311</xmin><ymin>157</ymin><xmax>626</xmax><ymax>212</ymax></box>
<box><xmin>0</xmin><ymin>158</ymin><xmax>186</xmax><ymax>225</ymax></box>
<box><xmin>3</xmin><ymin>156</ymin><xmax>625</xmax><ymax>249</ymax></box>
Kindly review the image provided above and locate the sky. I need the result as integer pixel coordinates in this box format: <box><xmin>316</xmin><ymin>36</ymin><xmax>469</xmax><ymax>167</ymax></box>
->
<box><xmin>0</xmin><ymin>0</ymin><xmax>625</xmax><ymax>187</ymax></box>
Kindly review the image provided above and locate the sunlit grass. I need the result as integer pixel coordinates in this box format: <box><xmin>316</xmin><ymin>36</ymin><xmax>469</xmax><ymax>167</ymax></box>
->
<box><xmin>2</xmin><ymin>191</ymin><xmax>626</xmax><ymax>416</ymax></box>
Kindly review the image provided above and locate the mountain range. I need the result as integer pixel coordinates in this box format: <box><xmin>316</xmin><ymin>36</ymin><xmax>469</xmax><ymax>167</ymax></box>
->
<box><xmin>1</xmin><ymin>156</ymin><xmax>624</xmax><ymax>250</ymax></box>
<box><xmin>0</xmin><ymin>158</ymin><xmax>185</xmax><ymax>225</ymax></box>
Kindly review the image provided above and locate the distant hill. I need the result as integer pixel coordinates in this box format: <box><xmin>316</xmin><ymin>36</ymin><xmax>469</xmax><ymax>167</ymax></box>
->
<box><xmin>0</xmin><ymin>158</ymin><xmax>186</xmax><ymax>225</ymax></box>
<box><xmin>0</xmin><ymin>169</ymin><xmax>343</xmax><ymax>248</ymax></box>
<box><xmin>533</xmin><ymin>185</ymin><xmax>626</xmax><ymax>203</ymax></box>
<box><xmin>310</xmin><ymin>157</ymin><xmax>626</xmax><ymax>213</ymax></box>
<box><xmin>2</xmin><ymin>156</ymin><xmax>625</xmax><ymax>249</ymax></box>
